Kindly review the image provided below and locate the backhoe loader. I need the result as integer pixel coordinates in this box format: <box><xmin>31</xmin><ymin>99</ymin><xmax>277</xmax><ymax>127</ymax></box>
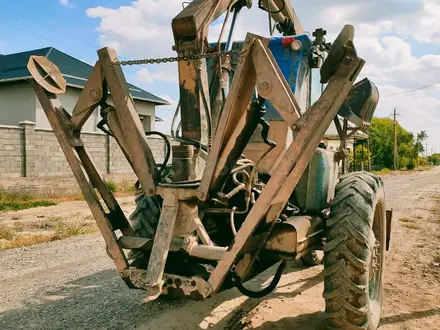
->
<box><xmin>26</xmin><ymin>1</ymin><xmax>392</xmax><ymax>328</ymax></box>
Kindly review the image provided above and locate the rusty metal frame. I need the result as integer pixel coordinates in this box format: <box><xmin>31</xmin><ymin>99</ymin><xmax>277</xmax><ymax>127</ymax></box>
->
<box><xmin>206</xmin><ymin>39</ymin><xmax>364</xmax><ymax>294</ymax></box>
<box><xmin>30</xmin><ymin>26</ymin><xmax>366</xmax><ymax>301</ymax></box>
<box><xmin>32</xmin><ymin>83</ymin><xmax>133</xmax><ymax>273</ymax></box>
<box><xmin>98</xmin><ymin>48</ymin><xmax>158</xmax><ymax>196</ymax></box>
<box><xmin>199</xmin><ymin>33</ymin><xmax>302</xmax><ymax>199</ymax></box>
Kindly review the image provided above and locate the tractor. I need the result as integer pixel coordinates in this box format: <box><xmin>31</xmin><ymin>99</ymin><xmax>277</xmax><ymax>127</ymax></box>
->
<box><xmin>26</xmin><ymin>1</ymin><xmax>392</xmax><ymax>329</ymax></box>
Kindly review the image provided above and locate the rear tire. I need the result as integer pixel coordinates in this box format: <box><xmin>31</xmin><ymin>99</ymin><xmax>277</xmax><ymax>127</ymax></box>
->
<box><xmin>129</xmin><ymin>193</ymin><xmax>161</xmax><ymax>239</ymax></box>
<box><xmin>323</xmin><ymin>172</ymin><xmax>386</xmax><ymax>330</ymax></box>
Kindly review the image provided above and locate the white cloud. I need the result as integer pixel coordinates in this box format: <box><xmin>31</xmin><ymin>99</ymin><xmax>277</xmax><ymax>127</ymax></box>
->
<box><xmin>59</xmin><ymin>0</ymin><xmax>73</xmax><ymax>8</ymax></box>
<box><xmin>137</xmin><ymin>68</ymin><xmax>177</xmax><ymax>84</ymax></box>
<box><xmin>158</xmin><ymin>95</ymin><xmax>177</xmax><ymax>108</ymax></box>
<box><xmin>86</xmin><ymin>0</ymin><xmax>440</xmax><ymax>150</ymax></box>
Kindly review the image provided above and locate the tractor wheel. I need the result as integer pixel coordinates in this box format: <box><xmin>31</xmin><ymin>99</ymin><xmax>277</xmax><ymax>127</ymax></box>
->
<box><xmin>129</xmin><ymin>193</ymin><xmax>161</xmax><ymax>239</ymax></box>
<box><xmin>126</xmin><ymin>193</ymin><xmax>161</xmax><ymax>262</ymax></box>
<box><xmin>302</xmin><ymin>250</ymin><xmax>324</xmax><ymax>266</ymax></box>
<box><xmin>323</xmin><ymin>172</ymin><xmax>386</xmax><ymax>330</ymax></box>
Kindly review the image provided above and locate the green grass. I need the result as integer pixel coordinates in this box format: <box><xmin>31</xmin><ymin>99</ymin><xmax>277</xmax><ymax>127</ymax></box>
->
<box><xmin>0</xmin><ymin>188</ymin><xmax>56</xmax><ymax>212</ymax></box>
<box><xmin>0</xmin><ymin>200</ymin><xmax>56</xmax><ymax>212</ymax></box>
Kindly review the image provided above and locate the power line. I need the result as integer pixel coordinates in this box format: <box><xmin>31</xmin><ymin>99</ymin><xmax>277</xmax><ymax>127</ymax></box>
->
<box><xmin>1</xmin><ymin>7</ymin><xmax>98</xmax><ymax>51</ymax></box>
<box><xmin>0</xmin><ymin>19</ymin><xmax>59</xmax><ymax>47</ymax></box>
<box><xmin>383</xmin><ymin>81</ymin><xmax>440</xmax><ymax>98</ymax></box>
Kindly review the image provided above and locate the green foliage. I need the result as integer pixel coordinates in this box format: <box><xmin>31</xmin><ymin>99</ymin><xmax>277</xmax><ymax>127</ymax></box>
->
<box><xmin>0</xmin><ymin>188</ymin><xmax>56</xmax><ymax>212</ymax></box>
<box><xmin>428</xmin><ymin>153</ymin><xmax>440</xmax><ymax>165</ymax></box>
<box><xmin>368</xmin><ymin>117</ymin><xmax>428</xmax><ymax>170</ymax></box>
<box><xmin>406</xmin><ymin>160</ymin><xmax>415</xmax><ymax>170</ymax></box>
<box><xmin>350</xmin><ymin>143</ymin><xmax>372</xmax><ymax>171</ymax></box>
<box><xmin>105</xmin><ymin>180</ymin><xmax>118</xmax><ymax>193</ymax></box>
<box><xmin>418</xmin><ymin>157</ymin><xmax>428</xmax><ymax>166</ymax></box>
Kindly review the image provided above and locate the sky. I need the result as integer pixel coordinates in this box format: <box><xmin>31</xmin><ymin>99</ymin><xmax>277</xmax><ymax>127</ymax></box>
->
<box><xmin>1</xmin><ymin>0</ymin><xmax>440</xmax><ymax>153</ymax></box>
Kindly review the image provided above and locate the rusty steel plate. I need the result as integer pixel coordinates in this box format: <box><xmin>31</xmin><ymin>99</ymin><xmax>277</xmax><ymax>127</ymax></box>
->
<box><xmin>27</xmin><ymin>55</ymin><xmax>66</xmax><ymax>94</ymax></box>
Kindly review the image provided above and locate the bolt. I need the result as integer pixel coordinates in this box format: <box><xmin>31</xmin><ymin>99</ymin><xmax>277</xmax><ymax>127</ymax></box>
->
<box><xmin>291</xmin><ymin>123</ymin><xmax>299</xmax><ymax>131</ymax></box>
<box><xmin>258</xmin><ymin>81</ymin><xmax>269</xmax><ymax>93</ymax></box>
<box><xmin>343</xmin><ymin>56</ymin><xmax>352</xmax><ymax>65</ymax></box>
<box><xmin>197</xmin><ymin>191</ymin><xmax>205</xmax><ymax>200</ymax></box>
<box><xmin>89</xmin><ymin>88</ymin><xmax>100</xmax><ymax>99</ymax></box>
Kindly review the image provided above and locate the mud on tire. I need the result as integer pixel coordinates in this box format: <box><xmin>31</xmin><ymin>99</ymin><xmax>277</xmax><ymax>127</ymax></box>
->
<box><xmin>324</xmin><ymin>172</ymin><xmax>386</xmax><ymax>330</ymax></box>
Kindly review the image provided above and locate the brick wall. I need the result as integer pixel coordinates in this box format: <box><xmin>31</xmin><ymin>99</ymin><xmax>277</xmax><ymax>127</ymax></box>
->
<box><xmin>0</xmin><ymin>125</ymin><xmax>23</xmax><ymax>178</ymax></box>
<box><xmin>0</xmin><ymin>121</ymin><xmax>169</xmax><ymax>179</ymax></box>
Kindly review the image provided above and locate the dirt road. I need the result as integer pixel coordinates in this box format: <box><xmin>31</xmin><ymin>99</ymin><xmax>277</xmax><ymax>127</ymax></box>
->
<box><xmin>1</xmin><ymin>168</ymin><xmax>440</xmax><ymax>330</ymax></box>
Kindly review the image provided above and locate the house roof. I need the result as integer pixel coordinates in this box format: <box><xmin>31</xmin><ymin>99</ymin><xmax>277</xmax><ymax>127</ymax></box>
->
<box><xmin>0</xmin><ymin>47</ymin><xmax>169</xmax><ymax>105</ymax></box>
<box><xmin>325</xmin><ymin>116</ymin><xmax>368</xmax><ymax>140</ymax></box>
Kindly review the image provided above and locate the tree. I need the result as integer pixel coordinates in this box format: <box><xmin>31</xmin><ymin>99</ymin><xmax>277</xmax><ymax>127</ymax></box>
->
<box><xmin>350</xmin><ymin>143</ymin><xmax>372</xmax><ymax>171</ymax></box>
<box><xmin>368</xmin><ymin>117</ymin><xmax>414</xmax><ymax>170</ymax></box>
<box><xmin>413</xmin><ymin>130</ymin><xmax>428</xmax><ymax>163</ymax></box>
<box><xmin>428</xmin><ymin>153</ymin><xmax>440</xmax><ymax>165</ymax></box>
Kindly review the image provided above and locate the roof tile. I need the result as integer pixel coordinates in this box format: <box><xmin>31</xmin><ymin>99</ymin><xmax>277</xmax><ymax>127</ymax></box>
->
<box><xmin>0</xmin><ymin>47</ymin><xmax>169</xmax><ymax>105</ymax></box>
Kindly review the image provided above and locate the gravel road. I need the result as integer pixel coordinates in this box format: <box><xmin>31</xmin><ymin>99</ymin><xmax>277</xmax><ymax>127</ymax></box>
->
<box><xmin>1</xmin><ymin>168</ymin><xmax>440</xmax><ymax>329</ymax></box>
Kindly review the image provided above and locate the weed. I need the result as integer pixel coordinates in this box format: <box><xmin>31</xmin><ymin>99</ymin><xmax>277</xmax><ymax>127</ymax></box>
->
<box><xmin>399</xmin><ymin>217</ymin><xmax>414</xmax><ymax>223</ymax></box>
<box><xmin>117</xmin><ymin>180</ymin><xmax>136</xmax><ymax>195</ymax></box>
<box><xmin>401</xmin><ymin>222</ymin><xmax>422</xmax><ymax>230</ymax></box>
<box><xmin>105</xmin><ymin>180</ymin><xmax>118</xmax><ymax>193</ymax></box>
<box><xmin>47</xmin><ymin>216</ymin><xmax>62</xmax><ymax>222</ymax></box>
<box><xmin>14</xmin><ymin>222</ymin><xmax>24</xmax><ymax>231</ymax></box>
<box><xmin>0</xmin><ymin>222</ymin><xmax>98</xmax><ymax>250</ymax></box>
<box><xmin>373</xmin><ymin>168</ymin><xmax>390</xmax><ymax>176</ymax></box>
<box><xmin>0</xmin><ymin>200</ymin><xmax>56</xmax><ymax>212</ymax></box>
<box><xmin>434</xmin><ymin>254</ymin><xmax>440</xmax><ymax>263</ymax></box>
<box><xmin>0</xmin><ymin>226</ymin><xmax>15</xmax><ymax>240</ymax></box>
<box><xmin>0</xmin><ymin>234</ymin><xmax>59</xmax><ymax>250</ymax></box>
<box><xmin>0</xmin><ymin>188</ymin><xmax>57</xmax><ymax>212</ymax></box>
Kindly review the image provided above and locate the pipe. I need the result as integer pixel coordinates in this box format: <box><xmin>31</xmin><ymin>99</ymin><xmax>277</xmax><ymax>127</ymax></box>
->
<box><xmin>188</xmin><ymin>243</ymin><xmax>227</xmax><ymax>261</ymax></box>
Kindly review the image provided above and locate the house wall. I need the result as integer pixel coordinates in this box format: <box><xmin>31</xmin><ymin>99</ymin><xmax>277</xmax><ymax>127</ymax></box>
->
<box><xmin>35</xmin><ymin>86</ymin><xmax>156</xmax><ymax>132</ymax></box>
<box><xmin>0</xmin><ymin>121</ymin><xmax>170</xmax><ymax>179</ymax></box>
<box><xmin>136</xmin><ymin>101</ymin><xmax>155</xmax><ymax>132</ymax></box>
<box><xmin>0</xmin><ymin>81</ymin><xmax>36</xmax><ymax>125</ymax></box>
<box><xmin>323</xmin><ymin>138</ymin><xmax>354</xmax><ymax>152</ymax></box>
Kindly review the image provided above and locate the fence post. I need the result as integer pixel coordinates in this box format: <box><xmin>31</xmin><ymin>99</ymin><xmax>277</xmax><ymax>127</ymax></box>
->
<box><xmin>19</xmin><ymin>121</ymin><xmax>36</xmax><ymax>177</ymax></box>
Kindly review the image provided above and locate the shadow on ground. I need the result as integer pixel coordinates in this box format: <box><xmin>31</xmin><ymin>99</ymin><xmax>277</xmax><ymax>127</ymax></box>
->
<box><xmin>0</xmin><ymin>269</ymin><xmax>184</xmax><ymax>330</ymax></box>
<box><xmin>250</xmin><ymin>312</ymin><xmax>326</xmax><ymax>330</ymax></box>
<box><xmin>0</xmin><ymin>263</ymin><xmax>326</xmax><ymax>330</ymax></box>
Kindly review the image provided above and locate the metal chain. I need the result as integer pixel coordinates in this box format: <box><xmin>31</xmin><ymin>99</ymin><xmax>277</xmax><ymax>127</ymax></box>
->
<box><xmin>112</xmin><ymin>49</ymin><xmax>242</xmax><ymax>66</ymax></box>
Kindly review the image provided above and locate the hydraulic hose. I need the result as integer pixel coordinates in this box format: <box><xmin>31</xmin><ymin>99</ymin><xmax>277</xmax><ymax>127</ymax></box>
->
<box><xmin>237</xmin><ymin>260</ymin><xmax>287</xmax><ymax>298</ymax></box>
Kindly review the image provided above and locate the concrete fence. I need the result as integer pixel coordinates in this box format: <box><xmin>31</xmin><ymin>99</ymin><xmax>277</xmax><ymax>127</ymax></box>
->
<box><xmin>0</xmin><ymin>121</ymin><xmax>169</xmax><ymax>179</ymax></box>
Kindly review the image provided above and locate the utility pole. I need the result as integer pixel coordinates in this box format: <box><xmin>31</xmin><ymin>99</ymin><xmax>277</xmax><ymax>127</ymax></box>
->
<box><xmin>393</xmin><ymin>108</ymin><xmax>398</xmax><ymax>170</ymax></box>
